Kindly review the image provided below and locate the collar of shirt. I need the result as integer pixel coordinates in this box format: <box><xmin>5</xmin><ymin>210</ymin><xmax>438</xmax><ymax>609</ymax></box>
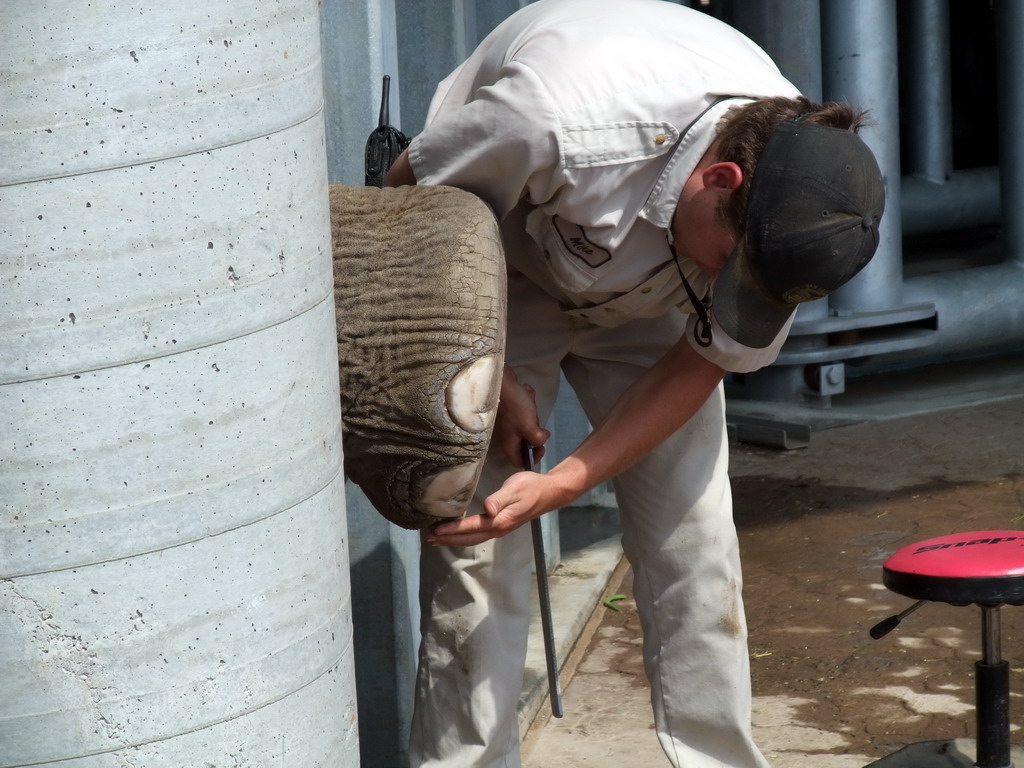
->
<box><xmin>638</xmin><ymin>96</ymin><xmax>755</xmax><ymax>230</ymax></box>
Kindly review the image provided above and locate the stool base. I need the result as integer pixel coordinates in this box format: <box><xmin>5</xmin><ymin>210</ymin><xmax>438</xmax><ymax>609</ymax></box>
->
<box><xmin>865</xmin><ymin>739</ymin><xmax>1020</xmax><ymax>768</ymax></box>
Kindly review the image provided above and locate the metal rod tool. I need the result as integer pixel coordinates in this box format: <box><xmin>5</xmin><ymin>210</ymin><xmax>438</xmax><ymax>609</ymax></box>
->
<box><xmin>522</xmin><ymin>441</ymin><xmax>564</xmax><ymax>718</ymax></box>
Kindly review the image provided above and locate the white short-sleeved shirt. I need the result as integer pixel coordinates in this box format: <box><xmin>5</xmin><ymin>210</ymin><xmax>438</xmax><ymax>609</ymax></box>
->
<box><xmin>408</xmin><ymin>0</ymin><xmax>802</xmax><ymax>373</ymax></box>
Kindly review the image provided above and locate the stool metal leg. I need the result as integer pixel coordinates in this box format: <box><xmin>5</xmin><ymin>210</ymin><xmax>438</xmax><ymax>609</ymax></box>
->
<box><xmin>976</xmin><ymin>605</ymin><xmax>1013</xmax><ymax>768</ymax></box>
<box><xmin>983</xmin><ymin>605</ymin><xmax>1002</xmax><ymax>666</ymax></box>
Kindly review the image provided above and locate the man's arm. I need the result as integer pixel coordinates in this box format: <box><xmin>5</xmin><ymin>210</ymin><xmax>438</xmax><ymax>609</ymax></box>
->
<box><xmin>426</xmin><ymin>335</ymin><xmax>726</xmax><ymax>547</ymax></box>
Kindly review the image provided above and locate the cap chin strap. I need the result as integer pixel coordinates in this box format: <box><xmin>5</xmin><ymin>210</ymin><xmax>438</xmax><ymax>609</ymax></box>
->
<box><xmin>668</xmin><ymin>238</ymin><xmax>713</xmax><ymax>348</ymax></box>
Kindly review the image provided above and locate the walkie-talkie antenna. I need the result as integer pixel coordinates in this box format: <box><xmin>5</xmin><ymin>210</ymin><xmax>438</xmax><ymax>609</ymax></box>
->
<box><xmin>378</xmin><ymin>74</ymin><xmax>392</xmax><ymax>127</ymax></box>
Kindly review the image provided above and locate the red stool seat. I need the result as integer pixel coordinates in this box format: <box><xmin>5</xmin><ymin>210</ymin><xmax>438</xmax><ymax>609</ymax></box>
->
<box><xmin>883</xmin><ymin>531</ymin><xmax>1024</xmax><ymax>606</ymax></box>
<box><xmin>875</xmin><ymin>531</ymin><xmax>1024</xmax><ymax>768</ymax></box>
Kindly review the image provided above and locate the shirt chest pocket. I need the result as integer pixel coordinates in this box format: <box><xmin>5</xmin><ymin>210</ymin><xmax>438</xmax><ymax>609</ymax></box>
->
<box><xmin>528</xmin><ymin>212</ymin><xmax>613</xmax><ymax>294</ymax></box>
<box><xmin>561</xmin><ymin>121</ymin><xmax>680</xmax><ymax>168</ymax></box>
<box><xmin>529</xmin><ymin>121</ymin><xmax>680</xmax><ymax>294</ymax></box>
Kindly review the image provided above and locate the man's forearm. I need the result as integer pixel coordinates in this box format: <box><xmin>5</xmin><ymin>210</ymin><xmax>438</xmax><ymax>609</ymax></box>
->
<box><xmin>545</xmin><ymin>336</ymin><xmax>725</xmax><ymax>502</ymax></box>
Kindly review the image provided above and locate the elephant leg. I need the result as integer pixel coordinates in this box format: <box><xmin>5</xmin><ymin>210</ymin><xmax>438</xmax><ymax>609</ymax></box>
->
<box><xmin>331</xmin><ymin>184</ymin><xmax>506</xmax><ymax>530</ymax></box>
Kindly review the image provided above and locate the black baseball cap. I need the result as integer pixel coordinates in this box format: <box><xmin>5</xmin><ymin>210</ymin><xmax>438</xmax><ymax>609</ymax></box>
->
<box><xmin>712</xmin><ymin>118</ymin><xmax>885</xmax><ymax>349</ymax></box>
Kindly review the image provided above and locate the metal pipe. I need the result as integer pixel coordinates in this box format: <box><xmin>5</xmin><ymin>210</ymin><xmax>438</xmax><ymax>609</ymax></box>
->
<box><xmin>995</xmin><ymin>0</ymin><xmax>1024</xmax><ymax>261</ymax></box>
<box><xmin>728</xmin><ymin>0</ymin><xmax>828</xmax><ymax>403</ymax></box>
<box><xmin>901</xmin><ymin>168</ymin><xmax>1001</xmax><ymax>236</ymax></box>
<box><xmin>765</xmin><ymin>1</ymin><xmax>1021</xmax><ymax>380</ymax></box>
<box><xmin>840</xmin><ymin>0</ymin><xmax>1024</xmax><ymax>378</ymax></box>
<box><xmin>725</xmin><ymin>0</ymin><xmax>822</xmax><ymax>100</ymax></box>
<box><xmin>850</xmin><ymin>261</ymin><xmax>1024</xmax><ymax>373</ymax></box>
<box><xmin>904</xmin><ymin>0</ymin><xmax>953</xmax><ymax>183</ymax></box>
<box><xmin>821</xmin><ymin>0</ymin><xmax>904</xmax><ymax>312</ymax></box>
<box><xmin>899</xmin><ymin>3</ymin><xmax>1000</xmax><ymax>235</ymax></box>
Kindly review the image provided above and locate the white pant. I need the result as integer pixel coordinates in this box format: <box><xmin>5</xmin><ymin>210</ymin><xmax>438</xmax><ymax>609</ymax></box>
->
<box><xmin>410</xmin><ymin>268</ymin><xmax>769</xmax><ymax>768</ymax></box>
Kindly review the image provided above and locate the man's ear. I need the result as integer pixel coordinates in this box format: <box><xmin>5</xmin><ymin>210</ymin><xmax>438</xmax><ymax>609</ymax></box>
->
<box><xmin>702</xmin><ymin>161</ymin><xmax>743</xmax><ymax>192</ymax></box>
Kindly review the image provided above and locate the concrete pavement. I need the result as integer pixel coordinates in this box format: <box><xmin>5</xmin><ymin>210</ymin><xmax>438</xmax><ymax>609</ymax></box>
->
<box><xmin>518</xmin><ymin>354</ymin><xmax>1024</xmax><ymax>767</ymax></box>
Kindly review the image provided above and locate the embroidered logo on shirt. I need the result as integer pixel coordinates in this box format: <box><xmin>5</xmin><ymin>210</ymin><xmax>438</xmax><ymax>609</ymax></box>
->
<box><xmin>553</xmin><ymin>217</ymin><xmax>611</xmax><ymax>268</ymax></box>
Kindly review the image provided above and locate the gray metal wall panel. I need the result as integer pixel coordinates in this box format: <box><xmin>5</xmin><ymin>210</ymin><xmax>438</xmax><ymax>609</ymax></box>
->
<box><xmin>396</xmin><ymin>0</ymin><xmax>473</xmax><ymax>136</ymax></box>
<box><xmin>321</xmin><ymin>0</ymin><xmax>402</xmax><ymax>185</ymax></box>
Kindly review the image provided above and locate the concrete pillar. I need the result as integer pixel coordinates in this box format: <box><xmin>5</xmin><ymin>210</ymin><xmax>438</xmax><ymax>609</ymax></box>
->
<box><xmin>0</xmin><ymin>1</ymin><xmax>358</xmax><ymax>765</ymax></box>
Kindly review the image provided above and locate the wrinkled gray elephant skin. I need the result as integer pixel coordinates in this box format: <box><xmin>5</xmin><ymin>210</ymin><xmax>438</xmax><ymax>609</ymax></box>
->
<box><xmin>330</xmin><ymin>185</ymin><xmax>506</xmax><ymax>530</ymax></box>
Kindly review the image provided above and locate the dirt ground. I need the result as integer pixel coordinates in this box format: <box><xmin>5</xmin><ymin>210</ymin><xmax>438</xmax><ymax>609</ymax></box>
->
<box><xmin>525</xmin><ymin>396</ymin><xmax>1024</xmax><ymax>766</ymax></box>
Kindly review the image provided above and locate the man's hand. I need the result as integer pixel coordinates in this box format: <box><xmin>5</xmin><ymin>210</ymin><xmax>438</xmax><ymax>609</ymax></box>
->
<box><xmin>493</xmin><ymin>367</ymin><xmax>550</xmax><ymax>468</ymax></box>
<box><xmin>426</xmin><ymin>469</ymin><xmax>569</xmax><ymax>547</ymax></box>
<box><xmin>427</xmin><ymin>337</ymin><xmax>725</xmax><ymax>548</ymax></box>
<box><xmin>424</xmin><ymin>367</ymin><xmax>556</xmax><ymax>547</ymax></box>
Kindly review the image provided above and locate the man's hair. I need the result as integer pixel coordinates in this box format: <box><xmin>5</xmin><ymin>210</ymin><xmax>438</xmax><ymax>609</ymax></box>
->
<box><xmin>714</xmin><ymin>96</ymin><xmax>869</xmax><ymax>237</ymax></box>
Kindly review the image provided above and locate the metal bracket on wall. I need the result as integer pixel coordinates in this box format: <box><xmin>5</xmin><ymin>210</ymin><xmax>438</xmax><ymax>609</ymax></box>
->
<box><xmin>726</xmin><ymin>415</ymin><xmax>812</xmax><ymax>450</ymax></box>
